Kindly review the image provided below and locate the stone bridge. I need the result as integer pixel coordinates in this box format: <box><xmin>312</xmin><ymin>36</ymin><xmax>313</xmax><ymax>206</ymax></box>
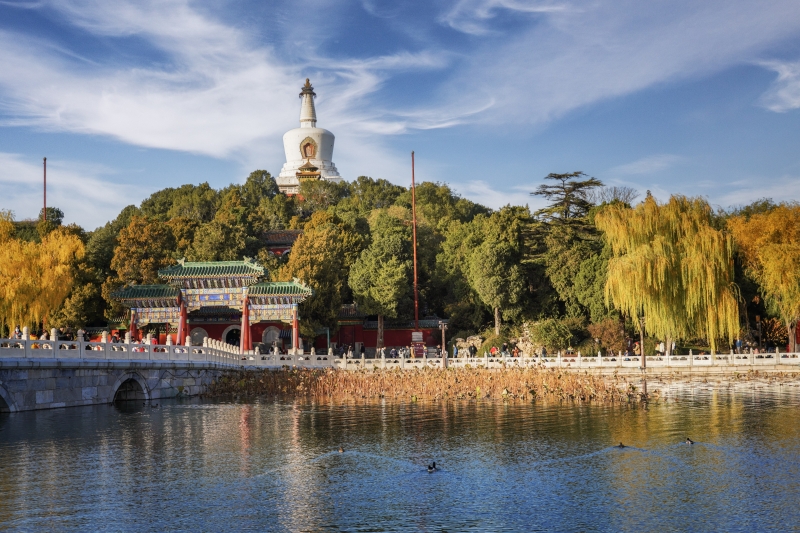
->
<box><xmin>0</xmin><ymin>360</ymin><xmax>231</xmax><ymax>413</ymax></box>
<box><xmin>0</xmin><ymin>337</ymin><xmax>250</xmax><ymax>412</ymax></box>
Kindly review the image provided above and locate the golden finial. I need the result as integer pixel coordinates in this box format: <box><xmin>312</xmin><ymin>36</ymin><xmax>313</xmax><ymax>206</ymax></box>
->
<box><xmin>305</xmin><ymin>78</ymin><xmax>311</xmax><ymax>87</ymax></box>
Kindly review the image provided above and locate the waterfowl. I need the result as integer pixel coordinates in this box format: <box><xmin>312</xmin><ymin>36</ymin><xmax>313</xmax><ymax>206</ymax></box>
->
<box><xmin>427</xmin><ymin>462</ymin><xmax>437</xmax><ymax>472</ymax></box>
<box><xmin>338</xmin><ymin>447</ymin><xmax>345</xmax><ymax>453</ymax></box>
<box><xmin>617</xmin><ymin>442</ymin><xmax>626</xmax><ymax>448</ymax></box>
<box><xmin>685</xmin><ymin>438</ymin><xmax>694</xmax><ymax>445</ymax></box>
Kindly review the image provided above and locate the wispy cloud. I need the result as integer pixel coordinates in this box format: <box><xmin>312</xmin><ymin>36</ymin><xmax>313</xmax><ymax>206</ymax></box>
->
<box><xmin>440</xmin><ymin>0</ymin><xmax>569</xmax><ymax>35</ymax></box>
<box><xmin>457</xmin><ymin>180</ymin><xmax>539</xmax><ymax>210</ymax></box>
<box><xmin>446</xmin><ymin>1</ymin><xmax>800</xmax><ymax>126</ymax></box>
<box><xmin>759</xmin><ymin>60</ymin><xmax>800</xmax><ymax>112</ymax></box>
<box><xmin>0</xmin><ymin>153</ymin><xmax>140</xmax><ymax>229</ymax></box>
<box><xmin>717</xmin><ymin>175</ymin><xmax>800</xmax><ymax>208</ymax></box>
<box><xmin>609</xmin><ymin>154</ymin><xmax>684</xmax><ymax>176</ymax></box>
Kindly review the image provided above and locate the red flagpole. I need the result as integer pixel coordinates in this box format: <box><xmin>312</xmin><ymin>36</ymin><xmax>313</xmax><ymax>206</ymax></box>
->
<box><xmin>411</xmin><ymin>151</ymin><xmax>419</xmax><ymax>330</ymax></box>
<box><xmin>43</xmin><ymin>157</ymin><xmax>47</xmax><ymax>222</ymax></box>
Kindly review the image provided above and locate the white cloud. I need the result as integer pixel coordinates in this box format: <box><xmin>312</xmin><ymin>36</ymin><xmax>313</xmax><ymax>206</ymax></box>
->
<box><xmin>716</xmin><ymin>175</ymin><xmax>800</xmax><ymax>208</ymax></box>
<box><xmin>759</xmin><ymin>60</ymin><xmax>800</xmax><ymax>112</ymax></box>
<box><xmin>441</xmin><ymin>0</ymin><xmax>569</xmax><ymax>35</ymax></box>
<box><xmin>0</xmin><ymin>153</ymin><xmax>140</xmax><ymax>229</ymax></box>
<box><xmin>608</xmin><ymin>154</ymin><xmax>684</xmax><ymax>176</ymax></box>
<box><xmin>457</xmin><ymin>180</ymin><xmax>540</xmax><ymax>210</ymax></box>
<box><xmin>446</xmin><ymin>0</ymin><xmax>800</xmax><ymax>126</ymax></box>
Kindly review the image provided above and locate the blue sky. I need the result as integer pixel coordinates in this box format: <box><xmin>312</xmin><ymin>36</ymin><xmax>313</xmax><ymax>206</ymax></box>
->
<box><xmin>1</xmin><ymin>0</ymin><xmax>800</xmax><ymax>229</ymax></box>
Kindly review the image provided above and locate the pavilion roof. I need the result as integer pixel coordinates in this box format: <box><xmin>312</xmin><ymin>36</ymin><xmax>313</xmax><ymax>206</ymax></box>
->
<box><xmin>248</xmin><ymin>280</ymin><xmax>313</xmax><ymax>297</ymax></box>
<box><xmin>158</xmin><ymin>259</ymin><xmax>264</xmax><ymax>280</ymax></box>
<box><xmin>110</xmin><ymin>284</ymin><xmax>180</xmax><ymax>304</ymax></box>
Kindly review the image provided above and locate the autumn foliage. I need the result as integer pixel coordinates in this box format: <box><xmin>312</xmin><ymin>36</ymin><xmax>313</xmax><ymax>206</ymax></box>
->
<box><xmin>0</xmin><ymin>211</ymin><xmax>85</xmax><ymax>332</ymax></box>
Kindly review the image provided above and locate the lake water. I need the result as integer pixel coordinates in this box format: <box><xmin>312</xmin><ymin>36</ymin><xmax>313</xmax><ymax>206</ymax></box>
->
<box><xmin>1</xmin><ymin>383</ymin><xmax>799</xmax><ymax>532</ymax></box>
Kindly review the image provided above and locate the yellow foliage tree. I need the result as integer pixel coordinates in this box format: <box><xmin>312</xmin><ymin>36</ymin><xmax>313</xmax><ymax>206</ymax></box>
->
<box><xmin>596</xmin><ymin>195</ymin><xmax>739</xmax><ymax>356</ymax></box>
<box><xmin>728</xmin><ymin>204</ymin><xmax>800</xmax><ymax>352</ymax></box>
<box><xmin>0</xmin><ymin>211</ymin><xmax>85</xmax><ymax>333</ymax></box>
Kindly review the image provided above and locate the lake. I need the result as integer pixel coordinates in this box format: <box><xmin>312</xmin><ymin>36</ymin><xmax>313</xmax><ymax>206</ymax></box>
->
<box><xmin>1</xmin><ymin>382</ymin><xmax>799</xmax><ymax>531</ymax></box>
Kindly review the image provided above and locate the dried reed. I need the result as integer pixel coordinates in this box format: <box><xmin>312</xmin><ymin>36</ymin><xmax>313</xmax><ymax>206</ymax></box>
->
<box><xmin>204</xmin><ymin>367</ymin><xmax>649</xmax><ymax>403</ymax></box>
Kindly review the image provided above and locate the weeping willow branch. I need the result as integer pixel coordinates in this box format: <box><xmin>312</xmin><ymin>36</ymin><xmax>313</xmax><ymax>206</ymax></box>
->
<box><xmin>595</xmin><ymin>195</ymin><xmax>739</xmax><ymax>351</ymax></box>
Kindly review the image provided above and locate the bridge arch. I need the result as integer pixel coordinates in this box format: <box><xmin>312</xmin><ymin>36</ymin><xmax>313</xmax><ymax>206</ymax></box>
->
<box><xmin>111</xmin><ymin>372</ymin><xmax>150</xmax><ymax>403</ymax></box>
<box><xmin>0</xmin><ymin>384</ymin><xmax>16</xmax><ymax>413</ymax></box>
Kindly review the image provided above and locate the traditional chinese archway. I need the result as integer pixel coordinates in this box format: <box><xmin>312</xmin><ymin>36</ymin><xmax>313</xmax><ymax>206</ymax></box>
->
<box><xmin>111</xmin><ymin>259</ymin><xmax>312</xmax><ymax>352</ymax></box>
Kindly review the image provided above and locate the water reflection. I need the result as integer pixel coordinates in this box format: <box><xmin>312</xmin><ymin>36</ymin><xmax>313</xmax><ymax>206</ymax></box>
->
<box><xmin>1</xmin><ymin>387</ymin><xmax>799</xmax><ymax>531</ymax></box>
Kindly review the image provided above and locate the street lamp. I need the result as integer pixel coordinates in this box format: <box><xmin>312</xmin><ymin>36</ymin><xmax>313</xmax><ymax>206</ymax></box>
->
<box><xmin>438</xmin><ymin>320</ymin><xmax>448</xmax><ymax>367</ymax></box>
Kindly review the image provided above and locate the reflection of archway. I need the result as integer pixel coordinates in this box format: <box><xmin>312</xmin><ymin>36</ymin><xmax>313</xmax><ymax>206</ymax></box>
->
<box><xmin>262</xmin><ymin>326</ymin><xmax>281</xmax><ymax>346</ymax></box>
<box><xmin>111</xmin><ymin>373</ymin><xmax>150</xmax><ymax>402</ymax></box>
<box><xmin>190</xmin><ymin>327</ymin><xmax>208</xmax><ymax>346</ymax></box>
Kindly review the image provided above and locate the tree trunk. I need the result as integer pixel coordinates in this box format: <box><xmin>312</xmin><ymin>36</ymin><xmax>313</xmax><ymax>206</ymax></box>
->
<box><xmin>788</xmin><ymin>319</ymin><xmax>797</xmax><ymax>354</ymax></box>
<box><xmin>639</xmin><ymin>317</ymin><xmax>646</xmax><ymax>370</ymax></box>
<box><xmin>494</xmin><ymin>307</ymin><xmax>501</xmax><ymax>336</ymax></box>
<box><xmin>665</xmin><ymin>335</ymin><xmax>672</xmax><ymax>356</ymax></box>
<box><xmin>377</xmin><ymin>314</ymin><xmax>384</xmax><ymax>350</ymax></box>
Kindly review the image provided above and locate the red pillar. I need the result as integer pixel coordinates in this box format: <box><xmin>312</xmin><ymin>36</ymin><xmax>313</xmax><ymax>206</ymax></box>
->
<box><xmin>292</xmin><ymin>305</ymin><xmax>299</xmax><ymax>354</ymax></box>
<box><xmin>130</xmin><ymin>309</ymin><xmax>138</xmax><ymax>341</ymax></box>
<box><xmin>177</xmin><ymin>300</ymin><xmax>187</xmax><ymax>345</ymax></box>
<box><xmin>240</xmin><ymin>296</ymin><xmax>251</xmax><ymax>353</ymax></box>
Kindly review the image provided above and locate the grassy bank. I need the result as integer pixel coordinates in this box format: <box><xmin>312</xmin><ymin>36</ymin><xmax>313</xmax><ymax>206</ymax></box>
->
<box><xmin>204</xmin><ymin>367</ymin><xmax>652</xmax><ymax>403</ymax></box>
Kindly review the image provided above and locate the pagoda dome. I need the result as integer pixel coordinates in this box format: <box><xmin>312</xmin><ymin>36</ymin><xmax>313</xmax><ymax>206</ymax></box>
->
<box><xmin>276</xmin><ymin>79</ymin><xmax>341</xmax><ymax>194</ymax></box>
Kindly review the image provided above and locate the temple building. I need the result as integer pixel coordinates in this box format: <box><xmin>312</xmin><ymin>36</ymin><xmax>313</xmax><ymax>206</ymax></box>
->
<box><xmin>276</xmin><ymin>79</ymin><xmax>342</xmax><ymax>194</ymax></box>
<box><xmin>111</xmin><ymin>259</ymin><xmax>312</xmax><ymax>351</ymax></box>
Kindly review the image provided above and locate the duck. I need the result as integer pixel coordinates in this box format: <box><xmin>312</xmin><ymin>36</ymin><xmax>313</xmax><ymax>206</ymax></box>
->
<box><xmin>616</xmin><ymin>442</ymin><xmax>626</xmax><ymax>448</ymax></box>
<box><xmin>427</xmin><ymin>462</ymin><xmax>437</xmax><ymax>473</ymax></box>
<box><xmin>685</xmin><ymin>438</ymin><xmax>694</xmax><ymax>445</ymax></box>
<box><xmin>151</xmin><ymin>403</ymin><xmax>159</xmax><ymax>408</ymax></box>
<box><xmin>338</xmin><ymin>447</ymin><xmax>345</xmax><ymax>453</ymax></box>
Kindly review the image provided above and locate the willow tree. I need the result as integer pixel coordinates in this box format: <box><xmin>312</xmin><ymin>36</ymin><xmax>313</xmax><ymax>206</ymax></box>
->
<box><xmin>0</xmin><ymin>211</ymin><xmax>85</xmax><ymax>333</ymax></box>
<box><xmin>728</xmin><ymin>204</ymin><xmax>800</xmax><ymax>352</ymax></box>
<box><xmin>595</xmin><ymin>195</ymin><xmax>739</xmax><ymax>357</ymax></box>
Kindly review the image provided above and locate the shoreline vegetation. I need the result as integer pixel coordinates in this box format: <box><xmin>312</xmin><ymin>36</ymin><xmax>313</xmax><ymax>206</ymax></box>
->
<box><xmin>205</xmin><ymin>367</ymin><xmax>638</xmax><ymax>403</ymax></box>
<box><xmin>204</xmin><ymin>367</ymin><xmax>800</xmax><ymax>404</ymax></box>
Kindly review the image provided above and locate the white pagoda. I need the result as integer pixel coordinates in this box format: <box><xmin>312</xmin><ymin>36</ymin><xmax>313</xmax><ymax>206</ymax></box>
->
<box><xmin>276</xmin><ymin>79</ymin><xmax>342</xmax><ymax>194</ymax></box>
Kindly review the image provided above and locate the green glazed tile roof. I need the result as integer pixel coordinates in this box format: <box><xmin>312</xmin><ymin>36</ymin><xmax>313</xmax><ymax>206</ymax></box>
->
<box><xmin>158</xmin><ymin>259</ymin><xmax>265</xmax><ymax>279</ymax></box>
<box><xmin>248</xmin><ymin>281</ymin><xmax>313</xmax><ymax>296</ymax></box>
<box><xmin>110</xmin><ymin>284</ymin><xmax>180</xmax><ymax>301</ymax></box>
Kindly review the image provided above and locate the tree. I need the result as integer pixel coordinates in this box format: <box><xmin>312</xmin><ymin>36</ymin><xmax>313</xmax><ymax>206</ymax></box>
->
<box><xmin>349</xmin><ymin>213</ymin><xmax>412</xmax><ymax>348</ymax></box>
<box><xmin>239</xmin><ymin>170</ymin><xmax>279</xmax><ymax>209</ymax></box>
<box><xmin>469</xmin><ymin>208</ymin><xmax>530</xmax><ymax>334</ymax></box>
<box><xmin>0</xmin><ymin>211</ymin><xmax>85</xmax><ymax>332</ymax></box>
<box><xmin>279</xmin><ymin>211</ymin><xmax>366</xmax><ymax>336</ymax></box>
<box><xmin>110</xmin><ymin>216</ymin><xmax>176</xmax><ymax>284</ymax></box>
<box><xmin>140</xmin><ymin>182</ymin><xmax>219</xmax><ymax>222</ymax></box>
<box><xmin>531</xmin><ymin>172</ymin><xmax>603</xmax><ymax>223</ymax></box>
<box><xmin>298</xmin><ymin>180</ymin><xmax>349</xmax><ymax>214</ymax></box>
<box><xmin>596</xmin><ymin>195</ymin><xmax>739</xmax><ymax>354</ymax></box>
<box><xmin>728</xmin><ymin>203</ymin><xmax>800</xmax><ymax>352</ymax></box>
<box><xmin>189</xmin><ymin>220</ymin><xmax>247</xmax><ymax>261</ymax></box>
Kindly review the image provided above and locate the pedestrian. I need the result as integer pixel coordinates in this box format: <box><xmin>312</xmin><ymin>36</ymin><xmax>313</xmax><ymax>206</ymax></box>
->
<box><xmin>453</xmin><ymin>344</ymin><xmax>459</xmax><ymax>358</ymax></box>
<box><xmin>360</xmin><ymin>344</ymin><xmax>365</xmax><ymax>357</ymax></box>
<box><xmin>469</xmin><ymin>344</ymin><xmax>477</xmax><ymax>357</ymax></box>
<box><xmin>13</xmin><ymin>325</ymin><xmax>22</xmax><ymax>339</ymax></box>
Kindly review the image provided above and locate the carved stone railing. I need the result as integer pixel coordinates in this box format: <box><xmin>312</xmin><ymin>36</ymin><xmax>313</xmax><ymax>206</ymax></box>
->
<box><xmin>2</xmin><ymin>338</ymin><xmax>797</xmax><ymax>371</ymax></box>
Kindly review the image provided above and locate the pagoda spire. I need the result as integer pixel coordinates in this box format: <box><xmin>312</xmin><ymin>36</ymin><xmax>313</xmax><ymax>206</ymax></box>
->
<box><xmin>299</xmin><ymin>78</ymin><xmax>317</xmax><ymax>128</ymax></box>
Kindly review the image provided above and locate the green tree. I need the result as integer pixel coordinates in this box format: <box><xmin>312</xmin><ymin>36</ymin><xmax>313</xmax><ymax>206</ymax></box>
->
<box><xmin>189</xmin><ymin>220</ymin><xmax>247</xmax><ymax>261</ymax></box>
<box><xmin>531</xmin><ymin>171</ymin><xmax>603</xmax><ymax>224</ymax></box>
<box><xmin>280</xmin><ymin>211</ymin><xmax>366</xmax><ymax>336</ymax></box>
<box><xmin>298</xmin><ymin>180</ymin><xmax>349</xmax><ymax>214</ymax></box>
<box><xmin>468</xmin><ymin>237</ymin><xmax>526</xmax><ymax>335</ymax></box>
<box><xmin>349</xmin><ymin>213</ymin><xmax>412</xmax><ymax>348</ymax></box>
